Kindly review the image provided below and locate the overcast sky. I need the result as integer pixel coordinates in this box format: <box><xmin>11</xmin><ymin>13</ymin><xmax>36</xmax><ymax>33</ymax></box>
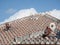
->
<box><xmin>0</xmin><ymin>0</ymin><xmax>60</xmax><ymax>24</ymax></box>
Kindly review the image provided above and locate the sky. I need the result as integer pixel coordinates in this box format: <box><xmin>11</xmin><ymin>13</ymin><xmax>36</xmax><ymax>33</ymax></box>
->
<box><xmin>0</xmin><ymin>0</ymin><xmax>60</xmax><ymax>24</ymax></box>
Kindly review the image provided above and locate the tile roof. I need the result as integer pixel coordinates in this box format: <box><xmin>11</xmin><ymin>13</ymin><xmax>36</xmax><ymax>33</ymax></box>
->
<box><xmin>0</xmin><ymin>14</ymin><xmax>60</xmax><ymax>45</ymax></box>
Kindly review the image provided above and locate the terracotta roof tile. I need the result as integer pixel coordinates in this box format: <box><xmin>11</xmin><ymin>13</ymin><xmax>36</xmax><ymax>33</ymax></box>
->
<box><xmin>0</xmin><ymin>14</ymin><xmax>60</xmax><ymax>44</ymax></box>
